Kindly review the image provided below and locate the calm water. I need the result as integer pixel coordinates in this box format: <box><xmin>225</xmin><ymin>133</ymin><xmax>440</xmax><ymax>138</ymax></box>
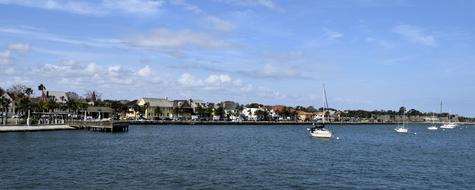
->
<box><xmin>1</xmin><ymin>124</ymin><xmax>474</xmax><ymax>189</ymax></box>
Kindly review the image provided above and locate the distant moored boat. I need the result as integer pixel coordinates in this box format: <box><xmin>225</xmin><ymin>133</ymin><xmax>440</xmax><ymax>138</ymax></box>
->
<box><xmin>395</xmin><ymin>111</ymin><xmax>408</xmax><ymax>133</ymax></box>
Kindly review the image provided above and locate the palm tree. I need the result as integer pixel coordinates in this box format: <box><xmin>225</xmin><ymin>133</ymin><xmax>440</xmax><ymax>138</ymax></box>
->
<box><xmin>171</xmin><ymin>107</ymin><xmax>179</xmax><ymax>120</ymax></box>
<box><xmin>143</xmin><ymin>102</ymin><xmax>150</xmax><ymax>119</ymax></box>
<box><xmin>0</xmin><ymin>96</ymin><xmax>5</xmax><ymax>125</ymax></box>
<box><xmin>25</xmin><ymin>88</ymin><xmax>33</xmax><ymax>97</ymax></box>
<box><xmin>0</xmin><ymin>96</ymin><xmax>11</xmax><ymax>125</ymax></box>
<box><xmin>38</xmin><ymin>84</ymin><xmax>46</xmax><ymax>101</ymax></box>
<box><xmin>154</xmin><ymin>107</ymin><xmax>162</xmax><ymax>120</ymax></box>
<box><xmin>46</xmin><ymin>98</ymin><xmax>58</xmax><ymax>112</ymax></box>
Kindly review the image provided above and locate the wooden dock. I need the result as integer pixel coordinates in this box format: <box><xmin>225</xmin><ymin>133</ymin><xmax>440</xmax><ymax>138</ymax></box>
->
<box><xmin>66</xmin><ymin>121</ymin><xmax>129</xmax><ymax>132</ymax></box>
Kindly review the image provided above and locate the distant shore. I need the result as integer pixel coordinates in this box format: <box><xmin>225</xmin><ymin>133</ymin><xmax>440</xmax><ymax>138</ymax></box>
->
<box><xmin>1</xmin><ymin>121</ymin><xmax>473</xmax><ymax>133</ymax></box>
<box><xmin>123</xmin><ymin>120</ymin><xmax>475</xmax><ymax>126</ymax></box>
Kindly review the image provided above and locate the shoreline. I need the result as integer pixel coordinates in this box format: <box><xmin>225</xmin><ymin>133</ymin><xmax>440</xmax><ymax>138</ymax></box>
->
<box><xmin>124</xmin><ymin>120</ymin><xmax>475</xmax><ymax>126</ymax></box>
<box><xmin>0</xmin><ymin>125</ymin><xmax>76</xmax><ymax>132</ymax></box>
<box><xmin>1</xmin><ymin>121</ymin><xmax>473</xmax><ymax>133</ymax></box>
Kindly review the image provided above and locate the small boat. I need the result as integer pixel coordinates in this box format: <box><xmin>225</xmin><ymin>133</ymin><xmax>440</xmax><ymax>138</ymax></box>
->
<box><xmin>395</xmin><ymin>112</ymin><xmax>408</xmax><ymax>133</ymax></box>
<box><xmin>395</xmin><ymin>127</ymin><xmax>408</xmax><ymax>133</ymax></box>
<box><xmin>440</xmin><ymin>123</ymin><xmax>457</xmax><ymax>129</ymax></box>
<box><xmin>440</xmin><ymin>110</ymin><xmax>457</xmax><ymax>129</ymax></box>
<box><xmin>309</xmin><ymin>84</ymin><xmax>332</xmax><ymax>138</ymax></box>
<box><xmin>309</xmin><ymin>123</ymin><xmax>332</xmax><ymax>138</ymax></box>
<box><xmin>427</xmin><ymin>113</ymin><xmax>438</xmax><ymax>130</ymax></box>
<box><xmin>427</xmin><ymin>126</ymin><xmax>438</xmax><ymax>130</ymax></box>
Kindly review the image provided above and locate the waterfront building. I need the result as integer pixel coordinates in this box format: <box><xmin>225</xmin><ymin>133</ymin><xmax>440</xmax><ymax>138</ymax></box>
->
<box><xmin>86</xmin><ymin>107</ymin><xmax>114</xmax><ymax>120</ymax></box>
<box><xmin>297</xmin><ymin>111</ymin><xmax>316</xmax><ymax>121</ymax></box>
<box><xmin>45</xmin><ymin>91</ymin><xmax>69</xmax><ymax>103</ymax></box>
<box><xmin>0</xmin><ymin>92</ymin><xmax>16</xmax><ymax>117</ymax></box>
<box><xmin>137</xmin><ymin>98</ymin><xmax>173</xmax><ymax>120</ymax></box>
<box><xmin>172</xmin><ymin>100</ymin><xmax>194</xmax><ymax>120</ymax></box>
<box><xmin>217</xmin><ymin>101</ymin><xmax>240</xmax><ymax>119</ymax></box>
<box><xmin>125</xmin><ymin>100</ymin><xmax>139</xmax><ymax>119</ymax></box>
<box><xmin>241</xmin><ymin>107</ymin><xmax>260</xmax><ymax>121</ymax></box>
<box><xmin>189</xmin><ymin>99</ymin><xmax>210</xmax><ymax>113</ymax></box>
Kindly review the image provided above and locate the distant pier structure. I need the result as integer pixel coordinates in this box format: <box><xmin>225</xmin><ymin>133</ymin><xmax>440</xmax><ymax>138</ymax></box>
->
<box><xmin>66</xmin><ymin>121</ymin><xmax>129</xmax><ymax>132</ymax></box>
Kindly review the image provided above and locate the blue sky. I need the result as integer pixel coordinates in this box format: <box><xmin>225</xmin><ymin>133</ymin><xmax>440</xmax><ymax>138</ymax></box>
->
<box><xmin>0</xmin><ymin>0</ymin><xmax>474</xmax><ymax>116</ymax></box>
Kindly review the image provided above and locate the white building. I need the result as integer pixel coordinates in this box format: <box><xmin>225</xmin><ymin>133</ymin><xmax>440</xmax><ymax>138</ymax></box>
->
<box><xmin>242</xmin><ymin>107</ymin><xmax>260</xmax><ymax>121</ymax></box>
<box><xmin>0</xmin><ymin>92</ymin><xmax>15</xmax><ymax>117</ymax></box>
<box><xmin>47</xmin><ymin>91</ymin><xmax>69</xmax><ymax>103</ymax></box>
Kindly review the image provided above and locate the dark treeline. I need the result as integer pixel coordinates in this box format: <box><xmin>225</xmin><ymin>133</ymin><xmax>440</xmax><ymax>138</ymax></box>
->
<box><xmin>341</xmin><ymin>107</ymin><xmax>450</xmax><ymax>118</ymax></box>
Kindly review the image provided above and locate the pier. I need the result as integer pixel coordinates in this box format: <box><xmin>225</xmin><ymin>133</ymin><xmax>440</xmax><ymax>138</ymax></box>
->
<box><xmin>66</xmin><ymin>121</ymin><xmax>129</xmax><ymax>132</ymax></box>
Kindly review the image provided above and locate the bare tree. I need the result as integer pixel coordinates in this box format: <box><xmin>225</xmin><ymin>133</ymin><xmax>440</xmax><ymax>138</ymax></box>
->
<box><xmin>7</xmin><ymin>84</ymin><xmax>28</xmax><ymax>97</ymax></box>
<box><xmin>66</xmin><ymin>91</ymin><xmax>81</xmax><ymax>100</ymax></box>
<box><xmin>85</xmin><ymin>90</ymin><xmax>102</xmax><ymax>102</ymax></box>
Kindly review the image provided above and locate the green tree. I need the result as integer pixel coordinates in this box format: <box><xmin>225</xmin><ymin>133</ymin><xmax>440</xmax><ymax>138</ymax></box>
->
<box><xmin>25</xmin><ymin>88</ymin><xmax>33</xmax><ymax>98</ymax></box>
<box><xmin>214</xmin><ymin>106</ymin><xmax>225</xmax><ymax>120</ymax></box>
<box><xmin>398</xmin><ymin>107</ymin><xmax>406</xmax><ymax>115</ymax></box>
<box><xmin>46</xmin><ymin>98</ymin><xmax>58</xmax><ymax>112</ymax></box>
<box><xmin>154</xmin><ymin>107</ymin><xmax>162</xmax><ymax>119</ymax></box>
<box><xmin>254</xmin><ymin>110</ymin><xmax>269</xmax><ymax>121</ymax></box>
<box><xmin>171</xmin><ymin>106</ymin><xmax>180</xmax><ymax>119</ymax></box>
<box><xmin>0</xmin><ymin>96</ymin><xmax>11</xmax><ymax>125</ymax></box>
<box><xmin>195</xmin><ymin>105</ymin><xmax>206</xmax><ymax>118</ymax></box>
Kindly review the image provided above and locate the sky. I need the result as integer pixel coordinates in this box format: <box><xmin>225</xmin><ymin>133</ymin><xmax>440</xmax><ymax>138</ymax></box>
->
<box><xmin>0</xmin><ymin>0</ymin><xmax>474</xmax><ymax>116</ymax></box>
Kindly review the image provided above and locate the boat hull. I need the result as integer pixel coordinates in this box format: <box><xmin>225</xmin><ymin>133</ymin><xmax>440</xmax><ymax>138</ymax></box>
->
<box><xmin>310</xmin><ymin>129</ymin><xmax>332</xmax><ymax>138</ymax></box>
<box><xmin>395</xmin><ymin>127</ymin><xmax>408</xmax><ymax>133</ymax></box>
<box><xmin>440</xmin><ymin>124</ymin><xmax>457</xmax><ymax>129</ymax></box>
<box><xmin>427</xmin><ymin>126</ymin><xmax>438</xmax><ymax>130</ymax></box>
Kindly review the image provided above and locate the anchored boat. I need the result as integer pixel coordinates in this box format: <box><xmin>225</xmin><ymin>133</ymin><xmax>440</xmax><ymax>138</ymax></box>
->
<box><xmin>309</xmin><ymin>84</ymin><xmax>332</xmax><ymax>138</ymax></box>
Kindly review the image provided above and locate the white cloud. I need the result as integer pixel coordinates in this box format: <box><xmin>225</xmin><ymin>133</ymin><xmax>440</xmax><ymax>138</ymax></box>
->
<box><xmin>0</xmin><ymin>0</ymin><xmax>164</xmax><ymax>16</ymax></box>
<box><xmin>365</xmin><ymin>37</ymin><xmax>395</xmax><ymax>48</ymax></box>
<box><xmin>206</xmin><ymin>16</ymin><xmax>235</xmax><ymax>32</ymax></box>
<box><xmin>240</xmin><ymin>64</ymin><xmax>306</xmax><ymax>79</ymax></box>
<box><xmin>3</xmin><ymin>67</ymin><xmax>15</xmax><ymax>74</ymax></box>
<box><xmin>136</xmin><ymin>65</ymin><xmax>152</xmax><ymax>77</ymax></box>
<box><xmin>0</xmin><ymin>50</ymin><xmax>11</xmax><ymax>64</ymax></box>
<box><xmin>107</xmin><ymin>65</ymin><xmax>122</xmax><ymax>77</ymax></box>
<box><xmin>84</xmin><ymin>62</ymin><xmax>99</xmax><ymax>75</ymax></box>
<box><xmin>178</xmin><ymin>73</ymin><xmax>250</xmax><ymax>91</ymax></box>
<box><xmin>0</xmin><ymin>0</ymin><xmax>104</xmax><ymax>16</ymax></box>
<box><xmin>393</xmin><ymin>24</ymin><xmax>436</xmax><ymax>46</ymax></box>
<box><xmin>0</xmin><ymin>27</ymin><xmax>124</xmax><ymax>48</ymax></box>
<box><xmin>0</xmin><ymin>43</ymin><xmax>32</xmax><ymax>64</ymax></box>
<box><xmin>323</xmin><ymin>28</ymin><xmax>343</xmax><ymax>40</ymax></box>
<box><xmin>171</xmin><ymin>0</ymin><xmax>203</xmax><ymax>14</ymax></box>
<box><xmin>102</xmin><ymin>0</ymin><xmax>164</xmax><ymax>15</ymax></box>
<box><xmin>7</xmin><ymin>43</ymin><xmax>31</xmax><ymax>53</ymax></box>
<box><xmin>34</xmin><ymin>60</ymin><xmax>161</xmax><ymax>88</ymax></box>
<box><xmin>125</xmin><ymin>28</ymin><xmax>229</xmax><ymax>49</ymax></box>
<box><xmin>218</xmin><ymin>0</ymin><xmax>281</xmax><ymax>10</ymax></box>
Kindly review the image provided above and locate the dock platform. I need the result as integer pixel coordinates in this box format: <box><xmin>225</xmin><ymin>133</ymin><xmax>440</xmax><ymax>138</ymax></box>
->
<box><xmin>66</xmin><ymin>121</ymin><xmax>129</xmax><ymax>132</ymax></box>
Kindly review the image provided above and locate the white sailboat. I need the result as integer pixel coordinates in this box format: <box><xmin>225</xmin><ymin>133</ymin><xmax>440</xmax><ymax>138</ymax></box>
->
<box><xmin>309</xmin><ymin>85</ymin><xmax>332</xmax><ymax>138</ymax></box>
<box><xmin>427</xmin><ymin>112</ymin><xmax>438</xmax><ymax>130</ymax></box>
<box><xmin>440</xmin><ymin>110</ymin><xmax>457</xmax><ymax>129</ymax></box>
<box><xmin>395</xmin><ymin>112</ymin><xmax>408</xmax><ymax>133</ymax></box>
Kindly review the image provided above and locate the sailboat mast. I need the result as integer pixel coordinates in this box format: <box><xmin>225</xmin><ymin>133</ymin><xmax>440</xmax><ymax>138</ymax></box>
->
<box><xmin>402</xmin><ymin>110</ymin><xmax>406</xmax><ymax>128</ymax></box>
<box><xmin>322</xmin><ymin>84</ymin><xmax>326</xmax><ymax>124</ymax></box>
<box><xmin>440</xmin><ymin>101</ymin><xmax>443</xmax><ymax>114</ymax></box>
